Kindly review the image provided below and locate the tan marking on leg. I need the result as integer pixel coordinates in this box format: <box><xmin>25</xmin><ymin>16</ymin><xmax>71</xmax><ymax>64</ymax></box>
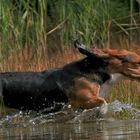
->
<box><xmin>69</xmin><ymin>77</ymin><xmax>107</xmax><ymax>109</ymax></box>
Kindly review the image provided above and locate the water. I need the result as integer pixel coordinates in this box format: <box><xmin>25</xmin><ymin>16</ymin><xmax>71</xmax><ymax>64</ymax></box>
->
<box><xmin>0</xmin><ymin>100</ymin><xmax>140</xmax><ymax>140</ymax></box>
<box><xmin>0</xmin><ymin>120</ymin><xmax>140</xmax><ymax>140</ymax></box>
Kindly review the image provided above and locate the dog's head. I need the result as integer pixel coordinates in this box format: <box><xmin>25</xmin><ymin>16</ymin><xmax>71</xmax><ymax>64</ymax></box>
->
<box><xmin>74</xmin><ymin>40</ymin><xmax>140</xmax><ymax>82</ymax></box>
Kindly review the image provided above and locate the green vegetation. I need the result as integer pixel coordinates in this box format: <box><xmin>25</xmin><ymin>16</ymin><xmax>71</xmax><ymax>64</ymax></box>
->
<box><xmin>0</xmin><ymin>0</ymin><xmax>47</xmax><ymax>58</ymax></box>
<box><xmin>47</xmin><ymin>0</ymin><xmax>140</xmax><ymax>46</ymax></box>
<box><xmin>0</xmin><ymin>0</ymin><xmax>140</xmax><ymax>54</ymax></box>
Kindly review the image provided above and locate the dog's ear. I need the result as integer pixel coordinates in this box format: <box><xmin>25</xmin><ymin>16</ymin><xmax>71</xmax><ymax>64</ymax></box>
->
<box><xmin>74</xmin><ymin>40</ymin><xmax>92</xmax><ymax>56</ymax></box>
<box><xmin>73</xmin><ymin>40</ymin><xmax>109</xmax><ymax>58</ymax></box>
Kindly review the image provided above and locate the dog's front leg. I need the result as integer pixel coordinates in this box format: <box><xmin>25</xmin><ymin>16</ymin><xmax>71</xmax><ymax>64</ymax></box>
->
<box><xmin>68</xmin><ymin>77</ymin><xmax>107</xmax><ymax>109</ymax></box>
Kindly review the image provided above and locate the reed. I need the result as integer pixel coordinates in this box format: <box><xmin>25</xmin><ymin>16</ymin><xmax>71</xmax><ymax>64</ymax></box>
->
<box><xmin>0</xmin><ymin>0</ymin><xmax>47</xmax><ymax>58</ymax></box>
<box><xmin>0</xmin><ymin>0</ymin><xmax>140</xmax><ymax>54</ymax></box>
<box><xmin>53</xmin><ymin>0</ymin><xmax>140</xmax><ymax>46</ymax></box>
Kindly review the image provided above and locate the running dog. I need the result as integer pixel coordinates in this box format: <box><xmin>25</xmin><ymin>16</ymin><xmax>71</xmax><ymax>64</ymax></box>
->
<box><xmin>0</xmin><ymin>40</ymin><xmax>140</xmax><ymax>113</ymax></box>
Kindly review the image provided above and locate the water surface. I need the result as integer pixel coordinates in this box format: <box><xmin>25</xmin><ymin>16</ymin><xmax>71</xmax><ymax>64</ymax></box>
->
<box><xmin>0</xmin><ymin>100</ymin><xmax>140</xmax><ymax>140</ymax></box>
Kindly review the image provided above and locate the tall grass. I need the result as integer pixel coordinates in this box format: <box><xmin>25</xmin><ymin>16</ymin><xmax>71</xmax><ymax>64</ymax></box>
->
<box><xmin>0</xmin><ymin>0</ymin><xmax>140</xmax><ymax>55</ymax></box>
<box><xmin>0</xmin><ymin>0</ymin><xmax>47</xmax><ymax>59</ymax></box>
<box><xmin>54</xmin><ymin>0</ymin><xmax>140</xmax><ymax>46</ymax></box>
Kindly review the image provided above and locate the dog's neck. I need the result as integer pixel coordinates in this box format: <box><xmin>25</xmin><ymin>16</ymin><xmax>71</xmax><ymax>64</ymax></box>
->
<box><xmin>99</xmin><ymin>73</ymin><xmax>126</xmax><ymax>97</ymax></box>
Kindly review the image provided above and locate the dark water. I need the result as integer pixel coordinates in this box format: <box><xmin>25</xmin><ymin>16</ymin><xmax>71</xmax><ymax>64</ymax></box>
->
<box><xmin>0</xmin><ymin>100</ymin><xmax>140</xmax><ymax>140</ymax></box>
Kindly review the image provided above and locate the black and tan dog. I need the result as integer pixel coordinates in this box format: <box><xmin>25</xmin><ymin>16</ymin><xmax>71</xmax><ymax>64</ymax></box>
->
<box><xmin>0</xmin><ymin>40</ymin><xmax>140</xmax><ymax>113</ymax></box>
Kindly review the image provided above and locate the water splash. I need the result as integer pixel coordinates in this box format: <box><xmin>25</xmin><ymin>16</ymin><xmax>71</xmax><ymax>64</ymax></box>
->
<box><xmin>108</xmin><ymin>100</ymin><xmax>132</xmax><ymax>112</ymax></box>
<box><xmin>0</xmin><ymin>100</ymin><xmax>139</xmax><ymax>127</ymax></box>
<box><xmin>105</xmin><ymin>100</ymin><xmax>140</xmax><ymax>120</ymax></box>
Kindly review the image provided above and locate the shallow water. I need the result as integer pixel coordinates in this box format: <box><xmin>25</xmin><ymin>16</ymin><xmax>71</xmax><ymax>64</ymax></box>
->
<box><xmin>0</xmin><ymin>100</ymin><xmax>140</xmax><ymax>140</ymax></box>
